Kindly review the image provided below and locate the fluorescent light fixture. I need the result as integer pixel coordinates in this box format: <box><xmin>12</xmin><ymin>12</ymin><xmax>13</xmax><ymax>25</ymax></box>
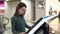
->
<box><xmin>5</xmin><ymin>0</ymin><xmax>8</xmax><ymax>1</ymax></box>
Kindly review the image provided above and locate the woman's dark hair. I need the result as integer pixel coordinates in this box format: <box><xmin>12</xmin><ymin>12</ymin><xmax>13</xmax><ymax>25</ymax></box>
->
<box><xmin>14</xmin><ymin>2</ymin><xmax>27</xmax><ymax>16</ymax></box>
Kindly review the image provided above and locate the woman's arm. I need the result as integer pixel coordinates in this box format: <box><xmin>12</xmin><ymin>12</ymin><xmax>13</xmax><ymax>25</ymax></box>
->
<box><xmin>11</xmin><ymin>17</ymin><xmax>20</xmax><ymax>34</ymax></box>
<box><xmin>25</xmin><ymin>23</ymin><xmax>32</xmax><ymax>29</ymax></box>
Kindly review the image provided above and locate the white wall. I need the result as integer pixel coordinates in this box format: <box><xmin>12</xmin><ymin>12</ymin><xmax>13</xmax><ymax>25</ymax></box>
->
<box><xmin>5</xmin><ymin>1</ymin><xmax>20</xmax><ymax>19</ymax></box>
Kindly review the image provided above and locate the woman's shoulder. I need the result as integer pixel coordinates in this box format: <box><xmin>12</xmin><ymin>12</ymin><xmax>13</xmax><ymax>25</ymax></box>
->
<box><xmin>11</xmin><ymin>16</ymin><xmax>17</xmax><ymax>20</ymax></box>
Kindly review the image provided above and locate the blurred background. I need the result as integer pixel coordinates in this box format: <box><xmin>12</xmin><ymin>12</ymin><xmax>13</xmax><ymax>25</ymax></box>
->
<box><xmin>0</xmin><ymin>0</ymin><xmax>60</xmax><ymax>34</ymax></box>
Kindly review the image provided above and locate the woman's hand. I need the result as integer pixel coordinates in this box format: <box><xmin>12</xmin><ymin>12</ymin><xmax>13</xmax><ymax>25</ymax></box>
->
<box><xmin>20</xmin><ymin>32</ymin><xmax>25</xmax><ymax>34</ymax></box>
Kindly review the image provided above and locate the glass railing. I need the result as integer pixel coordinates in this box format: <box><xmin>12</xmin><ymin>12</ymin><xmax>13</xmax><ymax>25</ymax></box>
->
<box><xmin>26</xmin><ymin>15</ymin><xmax>58</xmax><ymax>34</ymax></box>
<box><xmin>26</xmin><ymin>17</ymin><xmax>43</xmax><ymax>34</ymax></box>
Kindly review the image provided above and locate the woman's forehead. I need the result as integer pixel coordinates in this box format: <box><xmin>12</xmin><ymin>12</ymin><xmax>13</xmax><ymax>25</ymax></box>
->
<box><xmin>21</xmin><ymin>7</ymin><xmax>26</xmax><ymax>9</ymax></box>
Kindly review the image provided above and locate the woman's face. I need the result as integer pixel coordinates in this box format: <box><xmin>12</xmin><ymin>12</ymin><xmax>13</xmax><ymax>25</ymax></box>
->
<box><xmin>18</xmin><ymin>7</ymin><xmax>26</xmax><ymax>15</ymax></box>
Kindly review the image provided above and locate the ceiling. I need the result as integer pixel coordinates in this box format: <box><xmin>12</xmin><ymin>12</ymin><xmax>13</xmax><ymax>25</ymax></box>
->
<box><xmin>0</xmin><ymin>0</ymin><xmax>4</xmax><ymax>1</ymax></box>
<box><xmin>5</xmin><ymin>0</ymin><xmax>21</xmax><ymax>1</ymax></box>
<box><xmin>5</xmin><ymin>0</ymin><xmax>34</xmax><ymax>2</ymax></box>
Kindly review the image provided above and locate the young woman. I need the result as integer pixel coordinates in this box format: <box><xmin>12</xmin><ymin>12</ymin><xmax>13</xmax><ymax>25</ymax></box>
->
<box><xmin>11</xmin><ymin>2</ymin><xmax>31</xmax><ymax>34</ymax></box>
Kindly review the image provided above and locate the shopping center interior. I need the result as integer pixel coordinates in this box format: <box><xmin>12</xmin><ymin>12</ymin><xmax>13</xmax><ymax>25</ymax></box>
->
<box><xmin>0</xmin><ymin>0</ymin><xmax>60</xmax><ymax>34</ymax></box>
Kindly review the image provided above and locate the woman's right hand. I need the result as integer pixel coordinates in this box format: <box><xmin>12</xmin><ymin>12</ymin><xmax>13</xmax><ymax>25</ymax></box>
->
<box><xmin>20</xmin><ymin>32</ymin><xmax>25</xmax><ymax>34</ymax></box>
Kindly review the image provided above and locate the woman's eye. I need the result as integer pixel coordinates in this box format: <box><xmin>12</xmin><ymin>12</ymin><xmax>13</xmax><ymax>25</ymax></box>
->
<box><xmin>22</xmin><ymin>10</ymin><xmax>26</xmax><ymax>12</ymax></box>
